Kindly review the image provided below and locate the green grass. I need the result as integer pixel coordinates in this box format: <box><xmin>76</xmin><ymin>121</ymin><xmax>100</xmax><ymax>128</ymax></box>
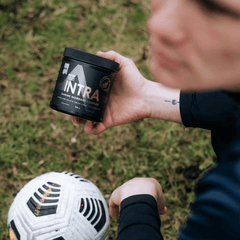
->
<box><xmin>0</xmin><ymin>0</ymin><xmax>216</xmax><ymax>239</ymax></box>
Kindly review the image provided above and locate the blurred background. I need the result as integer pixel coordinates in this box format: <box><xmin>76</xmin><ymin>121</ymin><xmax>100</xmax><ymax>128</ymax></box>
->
<box><xmin>0</xmin><ymin>0</ymin><xmax>216</xmax><ymax>239</ymax></box>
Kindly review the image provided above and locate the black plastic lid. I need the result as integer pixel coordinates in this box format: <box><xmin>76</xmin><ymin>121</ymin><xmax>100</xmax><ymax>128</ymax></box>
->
<box><xmin>64</xmin><ymin>48</ymin><xmax>119</xmax><ymax>72</ymax></box>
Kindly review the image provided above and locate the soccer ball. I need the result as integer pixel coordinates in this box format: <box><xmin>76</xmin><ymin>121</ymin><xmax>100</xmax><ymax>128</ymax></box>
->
<box><xmin>8</xmin><ymin>171</ymin><xmax>110</xmax><ymax>240</ymax></box>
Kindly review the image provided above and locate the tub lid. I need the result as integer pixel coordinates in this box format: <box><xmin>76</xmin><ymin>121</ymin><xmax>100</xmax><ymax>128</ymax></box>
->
<box><xmin>64</xmin><ymin>48</ymin><xmax>119</xmax><ymax>72</ymax></box>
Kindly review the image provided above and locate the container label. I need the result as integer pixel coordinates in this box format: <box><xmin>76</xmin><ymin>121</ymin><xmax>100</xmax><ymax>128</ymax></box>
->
<box><xmin>100</xmin><ymin>76</ymin><xmax>111</xmax><ymax>92</ymax></box>
<box><xmin>60</xmin><ymin>64</ymin><xmax>99</xmax><ymax>102</ymax></box>
<box><xmin>62</xmin><ymin>63</ymin><xmax>70</xmax><ymax>74</ymax></box>
<box><xmin>50</xmin><ymin>60</ymin><xmax>113</xmax><ymax>122</ymax></box>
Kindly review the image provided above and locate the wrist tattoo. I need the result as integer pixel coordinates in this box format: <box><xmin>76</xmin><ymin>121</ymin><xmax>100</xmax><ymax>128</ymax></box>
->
<box><xmin>165</xmin><ymin>99</ymin><xmax>179</xmax><ymax>105</ymax></box>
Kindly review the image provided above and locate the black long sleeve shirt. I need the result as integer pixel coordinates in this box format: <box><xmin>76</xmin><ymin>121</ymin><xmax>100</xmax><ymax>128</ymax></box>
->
<box><xmin>117</xmin><ymin>91</ymin><xmax>240</xmax><ymax>240</ymax></box>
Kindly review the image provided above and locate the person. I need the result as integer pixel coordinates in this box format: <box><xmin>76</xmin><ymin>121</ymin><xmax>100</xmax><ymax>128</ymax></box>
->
<box><xmin>73</xmin><ymin>0</ymin><xmax>240</xmax><ymax>239</ymax></box>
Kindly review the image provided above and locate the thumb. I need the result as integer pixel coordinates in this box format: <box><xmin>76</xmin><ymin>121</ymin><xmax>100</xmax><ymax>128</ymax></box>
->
<box><xmin>162</xmin><ymin>206</ymin><xmax>168</xmax><ymax>215</ymax></box>
<box><xmin>109</xmin><ymin>198</ymin><xmax>120</xmax><ymax>219</ymax></box>
<box><xmin>109</xmin><ymin>188</ymin><xmax>121</xmax><ymax>218</ymax></box>
<box><xmin>96</xmin><ymin>50</ymin><xmax>120</xmax><ymax>63</ymax></box>
<box><xmin>158</xmin><ymin>204</ymin><xmax>168</xmax><ymax>215</ymax></box>
<box><xmin>155</xmin><ymin>187</ymin><xmax>167</xmax><ymax>215</ymax></box>
<box><xmin>96</xmin><ymin>50</ymin><xmax>131</xmax><ymax>69</ymax></box>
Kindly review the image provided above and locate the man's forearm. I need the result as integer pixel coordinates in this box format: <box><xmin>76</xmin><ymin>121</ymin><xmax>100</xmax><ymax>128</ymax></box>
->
<box><xmin>146</xmin><ymin>80</ymin><xmax>182</xmax><ymax>123</ymax></box>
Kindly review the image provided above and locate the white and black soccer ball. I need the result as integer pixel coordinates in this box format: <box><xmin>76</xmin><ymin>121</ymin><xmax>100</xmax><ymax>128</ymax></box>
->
<box><xmin>8</xmin><ymin>171</ymin><xmax>110</xmax><ymax>240</ymax></box>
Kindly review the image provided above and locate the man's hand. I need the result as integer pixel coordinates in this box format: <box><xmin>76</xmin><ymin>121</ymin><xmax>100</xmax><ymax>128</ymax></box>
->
<box><xmin>73</xmin><ymin>51</ymin><xmax>150</xmax><ymax>134</ymax></box>
<box><xmin>73</xmin><ymin>50</ymin><xmax>182</xmax><ymax>134</ymax></box>
<box><xmin>109</xmin><ymin>177</ymin><xmax>168</xmax><ymax>218</ymax></box>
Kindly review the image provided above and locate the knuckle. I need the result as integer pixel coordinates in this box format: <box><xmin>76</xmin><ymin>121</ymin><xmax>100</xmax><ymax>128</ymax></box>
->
<box><xmin>108</xmin><ymin>50</ymin><xmax>116</xmax><ymax>54</ymax></box>
<box><xmin>126</xmin><ymin>57</ymin><xmax>134</xmax><ymax>64</ymax></box>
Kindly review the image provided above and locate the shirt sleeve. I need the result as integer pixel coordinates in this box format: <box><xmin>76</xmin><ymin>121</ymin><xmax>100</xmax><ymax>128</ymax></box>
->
<box><xmin>180</xmin><ymin>91</ymin><xmax>240</xmax><ymax>130</ymax></box>
<box><xmin>117</xmin><ymin>194</ymin><xmax>163</xmax><ymax>240</ymax></box>
<box><xmin>178</xmin><ymin>140</ymin><xmax>240</xmax><ymax>240</ymax></box>
<box><xmin>116</xmin><ymin>142</ymin><xmax>240</xmax><ymax>240</ymax></box>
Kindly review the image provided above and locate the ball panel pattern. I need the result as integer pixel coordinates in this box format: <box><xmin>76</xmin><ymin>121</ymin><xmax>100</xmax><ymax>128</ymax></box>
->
<box><xmin>95</xmin><ymin>200</ymin><xmax>106</xmax><ymax>233</ymax></box>
<box><xmin>43</xmin><ymin>184</ymin><xmax>61</xmax><ymax>192</ymax></box>
<box><xmin>47</xmin><ymin>182</ymin><xmax>61</xmax><ymax>188</ymax></box>
<box><xmin>79</xmin><ymin>198</ymin><xmax>106</xmax><ymax>233</ymax></box>
<box><xmin>9</xmin><ymin>220</ymin><xmax>21</xmax><ymax>240</ymax></box>
<box><xmin>27</xmin><ymin>197</ymin><xmax>58</xmax><ymax>217</ymax></box>
<box><xmin>8</xmin><ymin>171</ymin><xmax>110</xmax><ymax>240</ymax></box>
<box><xmin>26</xmin><ymin>181</ymin><xmax>62</xmax><ymax>217</ymax></box>
<box><xmin>34</xmin><ymin>192</ymin><xmax>59</xmax><ymax>204</ymax></box>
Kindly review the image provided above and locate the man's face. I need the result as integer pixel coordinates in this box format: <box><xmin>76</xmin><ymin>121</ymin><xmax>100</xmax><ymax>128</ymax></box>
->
<box><xmin>147</xmin><ymin>0</ymin><xmax>240</xmax><ymax>91</ymax></box>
